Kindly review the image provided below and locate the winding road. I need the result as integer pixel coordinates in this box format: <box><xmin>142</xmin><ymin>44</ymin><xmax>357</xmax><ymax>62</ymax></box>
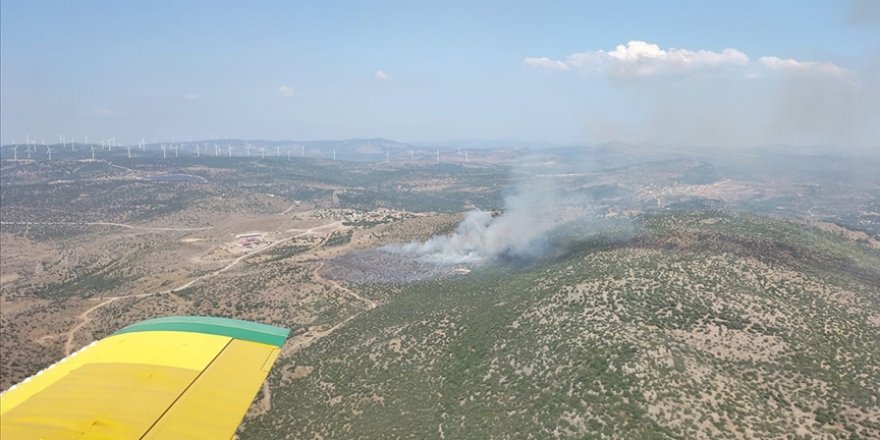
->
<box><xmin>61</xmin><ymin>221</ymin><xmax>344</xmax><ymax>355</ymax></box>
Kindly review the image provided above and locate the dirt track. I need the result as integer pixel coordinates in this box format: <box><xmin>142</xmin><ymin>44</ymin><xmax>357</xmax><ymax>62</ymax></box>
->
<box><xmin>61</xmin><ymin>221</ymin><xmax>344</xmax><ymax>355</ymax></box>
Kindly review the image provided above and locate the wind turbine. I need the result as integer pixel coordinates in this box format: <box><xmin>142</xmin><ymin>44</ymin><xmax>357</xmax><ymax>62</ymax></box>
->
<box><xmin>276</xmin><ymin>146</ymin><xmax>280</xmax><ymax>157</ymax></box>
<box><xmin>90</xmin><ymin>145</ymin><xmax>96</xmax><ymax>160</ymax></box>
<box><xmin>214</xmin><ymin>144</ymin><xmax>219</xmax><ymax>156</ymax></box>
<box><xmin>287</xmin><ymin>150</ymin><xmax>291</xmax><ymax>161</ymax></box>
<box><xmin>47</xmin><ymin>145</ymin><xmax>52</xmax><ymax>161</ymax></box>
<box><xmin>385</xmin><ymin>150</ymin><xmax>390</xmax><ymax>163</ymax></box>
<box><xmin>12</xmin><ymin>144</ymin><xmax>18</xmax><ymax>160</ymax></box>
<box><xmin>175</xmin><ymin>145</ymin><xmax>179</xmax><ymax>157</ymax></box>
<box><xmin>162</xmin><ymin>144</ymin><xmax>167</xmax><ymax>159</ymax></box>
<box><xmin>436</xmin><ymin>149</ymin><xmax>440</xmax><ymax>163</ymax></box>
<box><xmin>260</xmin><ymin>147</ymin><xmax>265</xmax><ymax>159</ymax></box>
<box><xmin>196</xmin><ymin>146</ymin><xmax>200</xmax><ymax>158</ymax></box>
<box><xmin>333</xmin><ymin>149</ymin><xmax>336</xmax><ymax>161</ymax></box>
<box><xmin>127</xmin><ymin>145</ymin><xmax>132</xmax><ymax>158</ymax></box>
<box><xmin>227</xmin><ymin>145</ymin><xmax>232</xmax><ymax>157</ymax></box>
<box><xmin>465</xmin><ymin>150</ymin><xmax>469</xmax><ymax>162</ymax></box>
<box><xmin>246</xmin><ymin>145</ymin><xmax>251</xmax><ymax>157</ymax></box>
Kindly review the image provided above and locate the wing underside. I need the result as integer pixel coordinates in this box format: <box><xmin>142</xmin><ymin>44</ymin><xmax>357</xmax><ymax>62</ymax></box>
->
<box><xmin>0</xmin><ymin>316</ymin><xmax>289</xmax><ymax>439</ymax></box>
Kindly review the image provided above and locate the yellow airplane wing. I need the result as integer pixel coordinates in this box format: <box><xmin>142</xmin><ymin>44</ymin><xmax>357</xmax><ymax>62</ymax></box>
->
<box><xmin>1</xmin><ymin>316</ymin><xmax>289</xmax><ymax>439</ymax></box>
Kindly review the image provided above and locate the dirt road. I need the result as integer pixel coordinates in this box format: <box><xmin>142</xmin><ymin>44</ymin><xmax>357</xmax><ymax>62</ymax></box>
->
<box><xmin>61</xmin><ymin>221</ymin><xmax>343</xmax><ymax>355</ymax></box>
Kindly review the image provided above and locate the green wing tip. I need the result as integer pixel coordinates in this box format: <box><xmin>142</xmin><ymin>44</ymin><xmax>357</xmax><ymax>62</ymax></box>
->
<box><xmin>113</xmin><ymin>316</ymin><xmax>290</xmax><ymax>347</ymax></box>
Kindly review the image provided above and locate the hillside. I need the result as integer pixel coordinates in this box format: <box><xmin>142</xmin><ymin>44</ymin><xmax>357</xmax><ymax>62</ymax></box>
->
<box><xmin>241</xmin><ymin>211</ymin><xmax>880</xmax><ymax>439</ymax></box>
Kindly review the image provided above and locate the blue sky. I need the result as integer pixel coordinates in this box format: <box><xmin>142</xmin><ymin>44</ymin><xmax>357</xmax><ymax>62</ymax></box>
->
<box><xmin>1</xmin><ymin>0</ymin><xmax>878</xmax><ymax>147</ymax></box>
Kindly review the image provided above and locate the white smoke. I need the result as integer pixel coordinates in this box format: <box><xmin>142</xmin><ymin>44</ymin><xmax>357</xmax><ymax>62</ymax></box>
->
<box><xmin>384</xmin><ymin>178</ymin><xmax>577</xmax><ymax>264</ymax></box>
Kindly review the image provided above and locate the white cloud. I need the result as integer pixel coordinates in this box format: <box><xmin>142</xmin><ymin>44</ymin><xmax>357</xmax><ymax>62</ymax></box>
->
<box><xmin>758</xmin><ymin>56</ymin><xmax>849</xmax><ymax>77</ymax></box>
<box><xmin>375</xmin><ymin>70</ymin><xmax>392</xmax><ymax>81</ymax></box>
<box><xmin>183</xmin><ymin>93</ymin><xmax>200</xmax><ymax>100</ymax></box>
<box><xmin>527</xmin><ymin>41</ymin><xmax>748</xmax><ymax>78</ymax></box>
<box><xmin>524</xmin><ymin>40</ymin><xmax>849</xmax><ymax>79</ymax></box>
<box><xmin>527</xmin><ymin>41</ymin><xmax>874</xmax><ymax>149</ymax></box>
<box><xmin>278</xmin><ymin>85</ymin><xmax>298</xmax><ymax>98</ymax></box>
<box><xmin>523</xmin><ymin>57</ymin><xmax>570</xmax><ymax>71</ymax></box>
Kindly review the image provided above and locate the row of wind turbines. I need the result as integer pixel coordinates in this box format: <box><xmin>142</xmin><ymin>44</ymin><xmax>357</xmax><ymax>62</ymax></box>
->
<box><xmin>3</xmin><ymin>136</ymin><xmax>469</xmax><ymax>164</ymax></box>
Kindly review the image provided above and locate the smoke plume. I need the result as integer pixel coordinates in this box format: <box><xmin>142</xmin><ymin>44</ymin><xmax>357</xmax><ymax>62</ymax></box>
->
<box><xmin>384</xmin><ymin>178</ymin><xmax>580</xmax><ymax>264</ymax></box>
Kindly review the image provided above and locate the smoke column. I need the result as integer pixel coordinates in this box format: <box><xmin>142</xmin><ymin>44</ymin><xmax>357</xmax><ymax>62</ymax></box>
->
<box><xmin>384</xmin><ymin>178</ymin><xmax>576</xmax><ymax>264</ymax></box>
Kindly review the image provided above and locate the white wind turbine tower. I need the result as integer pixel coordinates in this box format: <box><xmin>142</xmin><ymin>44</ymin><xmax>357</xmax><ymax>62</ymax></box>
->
<box><xmin>246</xmin><ymin>145</ymin><xmax>251</xmax><ymax>157</ymax></box>
<box><xmin>214</xmin><ymin>144</ymin><xmax>219</xmax><ymax>156</ymax></box>
<box><xmin>465</xmin><ymin>150</ymin><xmax>469</xmax><ymax>162</ymax></box>
<box><xmin>436</xmin><ymin>149</ymin><xmax>440</xmax><ymax>163</ymax></box>
<box><xmin>227</xmin><ymin>145</ymin><xmax>232</xmax><ymax>157</ymax></box>
<box><xmin>196</xmin><ymin>146</ymin><xmax>200</xmax><ymax>158</ymax></box>
<box><xmin>287</xmin><ymin>150</ymin><xmax>291</xmax><ymax>161</ymax></box>
<box><xmin>70</xmin><ymin>137</ymin><xmax>76</xmax><ymax>151</ymax></box>
<box><xmin>90</xmin><ymin>145</ymin><xmax>96</xmax><ymax>160</ymax></box>
<box><xmin>12</xmin><ymin>144</ymin><xmax>18</xmax><ymax>160</ymax></box>
<box><xmin>385</xmin><ymin>150</ymin><xmax>390</xmax><ymax>163</ymax></box>
<box><xmin>127</xmin><ymin>145</ymin><xmax>132</xmax><ymax>158</ymax></box>
<box><xmin>47</xmin><ymin>145</ymin><xmax>52</xmax><ymax>161</ymax></box>
<box><xmin>162</xmin><ymin>144</ymin><xmax>167</xmax><ymax>159</ymax></box>
<box><xmin>333</xmin><ymin>149</ymin><xmax>336</xmax><ymax>161</ymax></box>
<box><xmin>175</xmin><ymin>145</ymin><xmax>179</xmax><ymax>157</ymax></box>
<box><xmin>276</xmin><ymin>146</ymin><xmax>280</xmax><ymax>157</ymax></box>
<box><xmin>260</xmin><ymin>147</ymin><xmax>265</xmax><ymax>159</ymax></box>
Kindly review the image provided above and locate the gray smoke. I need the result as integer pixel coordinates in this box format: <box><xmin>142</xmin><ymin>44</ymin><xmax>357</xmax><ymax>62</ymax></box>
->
<box><xmin>384</xmin><ymin>178</ymin><xmax>577</xmax><ymax>264</ymax></box>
